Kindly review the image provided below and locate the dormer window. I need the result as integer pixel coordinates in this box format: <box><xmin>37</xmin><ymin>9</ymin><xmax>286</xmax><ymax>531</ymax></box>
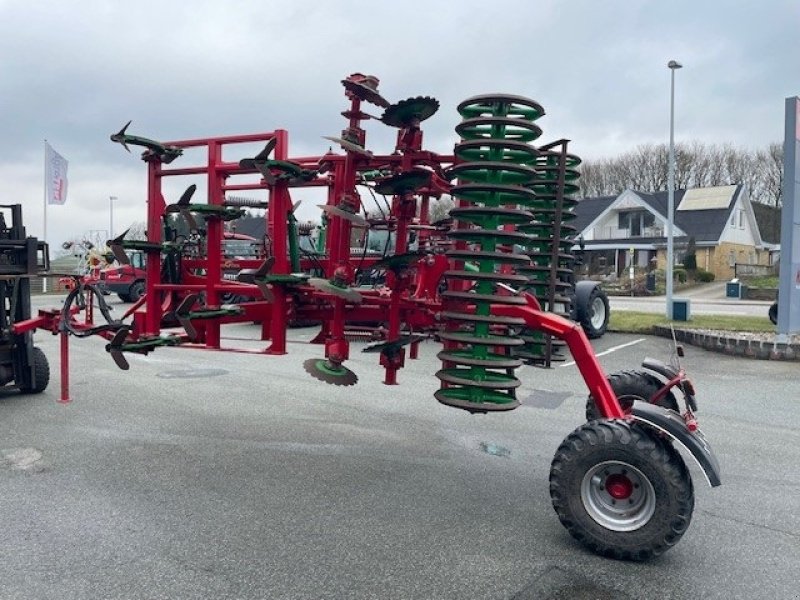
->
<box><xmin>618</xmin><ymin>210</ymin><xmax>655</xmax><ymax>237</ymax></box>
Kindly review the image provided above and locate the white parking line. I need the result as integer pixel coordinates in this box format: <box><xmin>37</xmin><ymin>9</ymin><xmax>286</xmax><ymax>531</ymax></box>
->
<box><xmin>560</xmin><ymin>338</ymin><xmax>646</xmax><ymax>367</ymax></box>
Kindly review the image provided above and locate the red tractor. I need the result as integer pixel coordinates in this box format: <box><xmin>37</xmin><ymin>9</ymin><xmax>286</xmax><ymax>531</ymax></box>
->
<box><xmin>92</xmin><ymin>231</ymin><xmax>263</xmax><ymax>303</ymax></box>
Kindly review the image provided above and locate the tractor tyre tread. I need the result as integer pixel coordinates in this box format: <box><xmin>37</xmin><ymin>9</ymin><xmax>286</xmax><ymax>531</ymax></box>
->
<box><xmin>549</xmin><ymin>419</ymin><xmax>694</xmax><ymax>561</ymax></box>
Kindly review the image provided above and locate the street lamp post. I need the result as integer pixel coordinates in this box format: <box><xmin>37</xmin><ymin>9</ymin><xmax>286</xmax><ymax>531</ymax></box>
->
<box><xmin>109</xmin><ymin>195</ymin><xmax>117</xmax><ymax>241</ymax></box>
<box><xmin>666</xmin><ymin>60</ymin><xmax>682</xmax><ymax>319</ymax></box>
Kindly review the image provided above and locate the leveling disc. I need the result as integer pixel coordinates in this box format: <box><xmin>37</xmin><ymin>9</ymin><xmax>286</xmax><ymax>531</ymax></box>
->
<box><xmin>381</xmin><ymin>96</ymin><xmax>439</xmax><ymax>128</ymax></box>
<box><xmin>374</xmin><ymin>169</ymin><xmax>431</xmax><ymax>196</ymax></box>
<box><xmin>303</xmin><ymin>358</ymin><xmax>358</xmax><ymax>386</ymax></box>
<box><xmin>341</xmin><ymin>79</ymin><xmax>391</xmax><ymax>108</ymax></box>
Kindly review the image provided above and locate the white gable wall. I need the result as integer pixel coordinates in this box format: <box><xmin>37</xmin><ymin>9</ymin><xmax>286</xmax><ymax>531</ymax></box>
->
<box><xmin>581</xmin><ymin>189</ymin><xmax>686</xmax><ymax>241</ymax></box>
<box><xmin>719</xmin><ymin>187</ymin><xmax>759</xmax><ymax>246</ymax></box>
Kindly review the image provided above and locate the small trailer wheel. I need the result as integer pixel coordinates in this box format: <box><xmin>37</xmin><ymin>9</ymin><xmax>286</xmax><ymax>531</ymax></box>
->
<box><xmin>549</xmin><ymin>420</ymin><xmax>694</xmax><ymax>560</ymax></box>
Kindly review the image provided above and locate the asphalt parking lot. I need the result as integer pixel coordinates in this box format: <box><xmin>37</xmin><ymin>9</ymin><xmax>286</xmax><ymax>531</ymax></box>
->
<box><xmin>1</xmin><ymin>310</ymin><xmax>799</xmax><ymax>599</ymax></box>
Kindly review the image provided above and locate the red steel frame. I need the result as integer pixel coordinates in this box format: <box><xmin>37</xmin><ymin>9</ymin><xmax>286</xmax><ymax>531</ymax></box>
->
<box><xmin>11</xmin><ymin>74</ymin><xmax>624</xmax><ymax>418</ymax></box>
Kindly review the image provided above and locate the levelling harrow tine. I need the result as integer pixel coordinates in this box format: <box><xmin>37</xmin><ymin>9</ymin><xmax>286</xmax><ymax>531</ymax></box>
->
<box><xmin>174</xmin><ymin>294</ymin><xmax>200</xmax><ymax>340</ymax></box>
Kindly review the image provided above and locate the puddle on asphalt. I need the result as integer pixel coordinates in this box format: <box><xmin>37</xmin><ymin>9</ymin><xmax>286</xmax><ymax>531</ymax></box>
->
<box><xmin>3</xmin><ymin>447</ymin><xmax>44</xmax><ymax>471</ymax></box>
<box><xmin>479</xmin><ymin>442</ymin><xmax>511</xmax><ymax>457</ymax></box>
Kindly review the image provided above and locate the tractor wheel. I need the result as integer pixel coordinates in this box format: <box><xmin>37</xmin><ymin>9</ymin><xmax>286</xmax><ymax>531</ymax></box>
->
<box><xmin>578</xmin><ymin>286</ymin><xmax>610</xmax><ymax>339</ymax></box>
<box><xmin>768</xmin><ymin>302</ymin><xmax>778</xmax><ymax>325</ymax></box>
<box><xmin>129</xmin><ymin>281</ymin><xmax>145</xmax><ymax>303</ymax></box>
<box><xmin>19</xmin><ymin>347</ymin><xmax>50</xmax><ymax>394</ymax></box>
<box><xmin>586</xmin><ymin>370</ymin><xmax>679</xmax><ymax>421</ymax></box>
<box><xmin>118</xmin><ymin>293</ymin><xmax>132</xmax><ymax>302</ymax></box>
<box><xmin>549</xmin><ymin>420</ymin><xmax>694</xmax><ymax>561</ymax></box>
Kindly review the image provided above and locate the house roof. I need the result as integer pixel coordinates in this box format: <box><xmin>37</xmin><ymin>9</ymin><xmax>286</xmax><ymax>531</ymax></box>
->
<box><xmin>653</xmin><ymin>185</ymin><xmax>741</xmax><ymax>243</ymax></box>
<box><xmin>752</xmin><ymin>202</ymin><xmax>781</xmax><ymax>244</ymax></box>
<box><xmin>576</xmin><ymin>185</ymin><xmax>747</xmax><ymax>245</ymax></box>
<box><xmin>572</xmin><ymin>195</ymin><xmax>616</xmax><ymax>236</ymax></box>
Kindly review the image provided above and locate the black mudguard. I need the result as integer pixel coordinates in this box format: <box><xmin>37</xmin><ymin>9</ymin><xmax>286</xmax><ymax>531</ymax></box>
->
<box><xmin>641</xmin><ymin>357</ymin><xmax>679</xmax><ymax>380</ymax></box>
<box><xmin>630</xmin><ymin>400</ymin><xmax>722</xmax><ymax>487</ymax></box>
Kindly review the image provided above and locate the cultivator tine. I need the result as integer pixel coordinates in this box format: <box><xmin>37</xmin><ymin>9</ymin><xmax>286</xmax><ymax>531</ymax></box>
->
<box><xmin>317</xmin><ymin>204</ymin><xmax>369</xmax><ymax>228</ymax></box>
<box><xmin>177</xmin><ymin>184</ymin><xmax>197</xmax><ymax>207</ymax></box>
<box><xmin>109</xmin><ymin>120</ymin><xmax>183</xmax><ymax>163</ymax></box>
<box><xmin>108</xmin><ymin>228</ymin><xmax>131</xmax><ymax>265</ymax></box>
<box><xmin>322</xmin><ymin>136</ymin><xmax>373</xmax><ymax>158</ymax></box>
<box><xmin>308</xmin><ymin>277</ymin><xmax>362</xmax><ymax>303</ymax></box>
<box><xmin>239</xmin><ymin>138</ymin><xmax>278</xmax><ymax>170</ymax></box>
<box><xmin>253</xmin><ymin>160</ymin><xmax>279</xmax><ymax>186</ymax></box>
<box><xmin>110</xmin><ymin>120</ymin><xmax>133</xmax><ymax>152</ymax></box>
<box><xmin>237</xmin><ymin>257</ymin><xmax>275</xmax><ymax>302</ymax></box>
<box><xmin>106</xmin><ymin>327</ymin><xmax>131</xmax><ymax>371</ymax></box>
<box><xmin>164</xmin><ymin>185</ymin><xmax>200</xmax><ymax>232</ymax></box>
<box><xmin>174</xmin><ymin>294</ymin><xmax>200</xmax><ymax>340</ymax></box>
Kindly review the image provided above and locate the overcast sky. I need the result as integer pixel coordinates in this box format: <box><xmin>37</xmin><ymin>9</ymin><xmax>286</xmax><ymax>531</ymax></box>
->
<box><xmin>0</xmin><ymin>0</ymin><xmax>797</xmax><ymax>249</ymax></box>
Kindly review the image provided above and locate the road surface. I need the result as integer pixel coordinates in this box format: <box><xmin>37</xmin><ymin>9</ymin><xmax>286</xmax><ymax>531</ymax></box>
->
<box><xmin>609</xmin><ymin>281</ymin><xmax>773</xmax><ymax>318</ymax></box>
<box><xmin>1</xmin><ymin>313</ymin><xmax>797</xmax><ymax>599</ymax></box>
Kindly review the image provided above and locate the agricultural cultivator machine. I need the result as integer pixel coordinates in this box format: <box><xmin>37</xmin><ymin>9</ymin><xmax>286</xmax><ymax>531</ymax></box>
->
<box><xmin>25</xmin><ymin>74</ymin><xmax>720</xmax><ymax>560</ymax></box>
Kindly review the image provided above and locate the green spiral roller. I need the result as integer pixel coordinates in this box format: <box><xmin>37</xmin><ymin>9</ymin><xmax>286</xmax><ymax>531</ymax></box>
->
<box><xmin>435</xmin><ymin>94</ymin><xmax>545</xmax><ymax>413</ymax></box>
<box><xmin>514</xmin><ymin>145</ymin><xmax>581</xmax><ymax>365</ymax></box>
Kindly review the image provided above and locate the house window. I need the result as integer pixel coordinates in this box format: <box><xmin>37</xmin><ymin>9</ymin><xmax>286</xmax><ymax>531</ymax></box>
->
<box><xmin>618</xmin><ymin>210</ymin><xmax>655</xmax><ymax>237</ymax></box>
<box><xmin>738</xmin><ymin>210</ymin><xmax>745</xmax><ymax>229</ymax></box>
<box><xmin>728</xmin><ymin>251</ymin><xmax>735</xmax><ymax>267</ymax></box>
<box><xmin>730</xmin><ymin>213</ymin><xmax>736</xmax><ymax>226</ymax></box>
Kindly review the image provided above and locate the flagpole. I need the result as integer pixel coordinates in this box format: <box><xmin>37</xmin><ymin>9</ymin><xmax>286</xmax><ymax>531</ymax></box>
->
<box><xmin>43</xmin><ymin>139</ymin><xmax>48</xmax><ymax>293</ymax></box>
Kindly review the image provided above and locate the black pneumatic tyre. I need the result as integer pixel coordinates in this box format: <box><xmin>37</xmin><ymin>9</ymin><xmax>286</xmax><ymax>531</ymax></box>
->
<box><xmin>128</xmin><ymin>281</ymin><xmax>145</xmax><ymax>303</ymax></box>
<box><xmin>578</xmin><ymin>286</ymin><xmax>610</xmax><ymax>339</ymax></box>
<box><xmin>549</xmin><ymin>420</ymin><xmax>694</xmax><ymax>561</ymax></box>
<box><xmin>19</xmin><ymin>347</ymin><xmax>50</xmax><ymax>394</ymax></box>
<box><xmin>586</xmin><ymin>370</ymin><xmax>679</xmax><ymax>421</ymax></box>
<box><xmin>768</xmin><ymin>302</ymin><xmax>778</xmax><ymax>325</ymax></box>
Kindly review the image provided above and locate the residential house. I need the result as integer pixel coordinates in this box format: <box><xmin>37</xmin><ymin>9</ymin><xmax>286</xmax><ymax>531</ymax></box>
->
<box><xmin>572</xmin><ymin>184</ymin><xmax>779</xmax><ymax>281</ymax></box>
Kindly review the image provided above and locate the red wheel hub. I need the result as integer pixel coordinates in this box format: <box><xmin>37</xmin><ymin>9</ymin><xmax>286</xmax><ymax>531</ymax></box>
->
<box><xmin>605</xmin><ymin>473</ymin><xmax>634</xmax><ymax>499</ymax></box>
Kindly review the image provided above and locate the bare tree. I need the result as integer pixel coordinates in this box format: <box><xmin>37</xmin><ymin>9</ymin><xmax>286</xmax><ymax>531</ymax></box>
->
<box><xmin>756</xmin><ymin>142</ymin><xmax>784</xmax><ymax>207</ymax></box>
<box><xmin>577</xmin><ymin>140</ymin><xmax>783</xmax><ymax>205</ymax></box>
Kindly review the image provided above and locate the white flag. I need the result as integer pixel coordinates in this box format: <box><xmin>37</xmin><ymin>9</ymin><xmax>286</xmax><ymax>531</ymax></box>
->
<box><xmin>45</xmin><ymin>142</ymin><xmax>68</xmax><ymax>205</ymax></box>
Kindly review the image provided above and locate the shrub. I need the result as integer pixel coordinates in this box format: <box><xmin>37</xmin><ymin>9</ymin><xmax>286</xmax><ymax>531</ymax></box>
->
<box><xmin>673</xmin><ymin>267</ymin><xmax>687</xmax><ymax>283</ymax></box>
<box><xmin>695</xmin><ymin>269</ymin><xmax>715</xmax><ymax>282</ymax></box>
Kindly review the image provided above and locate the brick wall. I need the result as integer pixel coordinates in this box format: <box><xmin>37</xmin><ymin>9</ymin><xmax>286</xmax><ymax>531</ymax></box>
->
<box><xmin>654</xmin><ymin>242</ymin><xmax>768</xmax><ymax>280</ymax></box>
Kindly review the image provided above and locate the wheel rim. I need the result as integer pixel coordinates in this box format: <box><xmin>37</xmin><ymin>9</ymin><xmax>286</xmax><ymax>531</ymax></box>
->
<box><xmin>590</xmin><ymin>296</ymin><xmax>606</xmax><ymax>329</ymax></box>
<box><xmin>581</xmin><ymin>460</ymin><xmax>656</xmax><ymax>532</ymax></box>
